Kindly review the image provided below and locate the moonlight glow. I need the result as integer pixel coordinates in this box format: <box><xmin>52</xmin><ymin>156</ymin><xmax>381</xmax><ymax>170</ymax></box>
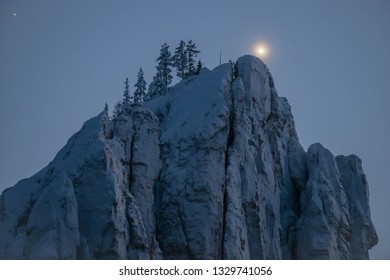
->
<box><xmin>253</xmin><ymin>43</ymin><xmax>269</xmax><ymax>58</ymax></box>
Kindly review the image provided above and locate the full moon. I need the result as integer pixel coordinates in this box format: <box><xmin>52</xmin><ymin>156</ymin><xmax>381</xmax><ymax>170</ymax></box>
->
<box><xmin>253</xmin><ymin>43</ymin><xmax>269</xmax><ymax>58</ymax></box>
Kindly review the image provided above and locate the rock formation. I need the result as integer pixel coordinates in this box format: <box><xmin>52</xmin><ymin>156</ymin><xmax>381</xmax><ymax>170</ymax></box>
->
<box><xmin>0</xmin><ymin>55</ymin><xmax>378</xmax><ymax>259</ymax></box>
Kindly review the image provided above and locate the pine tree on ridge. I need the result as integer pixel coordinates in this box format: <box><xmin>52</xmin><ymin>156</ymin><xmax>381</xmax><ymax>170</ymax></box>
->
<box><xmin>123</xmin><ymin>77</ymin><xmax>132</xmax><ymax>105</ymax></box>
<box><xmin>112</xmin><ymin>101</ymin><xmax>122</xmax><ymax>119</ymax></box>
<box><xmin>149</xmin><ymin>43</ymin><xmax>173</xmax><ymax>98</ymax></box>
<box><xmin>173</xmin><ymin>40</ymin><xmax>188</xmax><ymax>79</ymax></box>
<box><xmin>186</xmin><ymin>40</ymin><xmax>200</xmax><ymax>76</ymax></box>
<box><xmin>134</xmin><ymin>68</ymin><xmax>147</xmax><ymax>103</ymax></box>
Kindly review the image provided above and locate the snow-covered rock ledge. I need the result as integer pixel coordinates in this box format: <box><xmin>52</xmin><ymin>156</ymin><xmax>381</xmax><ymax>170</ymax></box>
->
<box><xmin>0</xmin><ymin>55</ymin><xmax>377</xmax><ymax>259</ymax></box>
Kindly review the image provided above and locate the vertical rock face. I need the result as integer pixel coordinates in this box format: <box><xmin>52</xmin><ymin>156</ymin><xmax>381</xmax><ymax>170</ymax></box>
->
<box><xmin>336</xmin><ymin>155</ymin><xmax>378</xmax><ymax>259</ymax></box>
<box><xmin>0</xmin><ymin>55</ymin><xmax>377</xmax><ymax>259</ymax></box>
<box><xmin>295</xmin><ymin>144</ymin><xmax>352</xmax><ymax>259</ymax></box>
<box><xmin>0</xmin><ymin>107</ymin><xmax>162</xmax><ymax>259</ymax></box>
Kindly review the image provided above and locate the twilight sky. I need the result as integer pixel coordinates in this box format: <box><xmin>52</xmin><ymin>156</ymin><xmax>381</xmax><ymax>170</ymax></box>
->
<box><xmin>0</xmin><ymin>0</ymin><xmax>389</xmax><ymax>259</ymax></box>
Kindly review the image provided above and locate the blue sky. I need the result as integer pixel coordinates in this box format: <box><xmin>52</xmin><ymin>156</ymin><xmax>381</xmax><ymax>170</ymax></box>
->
<box><xmin>0</xmin><ymin>0</ymin><xmax>389</xmax><ymax>259</ymax></box>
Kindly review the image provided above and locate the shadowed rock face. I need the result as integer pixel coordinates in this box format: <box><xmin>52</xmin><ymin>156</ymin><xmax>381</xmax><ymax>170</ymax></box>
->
<box><xmin>0</xmin><ymin>55</ymin><xmax>377</xmax><ymax>259</ymax></box>
<box><xmin>336</xmin><ymin>155</ymin><xmax>378</xmax><ymax>259</ymax></box>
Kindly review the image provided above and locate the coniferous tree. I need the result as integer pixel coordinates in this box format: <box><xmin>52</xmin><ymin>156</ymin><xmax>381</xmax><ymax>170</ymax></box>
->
<box><xmin>149</xmin><ymin>43</ymin><xmax>173</xmax><ymax>98</ymax></box>
<box><xmin>104</xmin><ymin>102</ymin><xmax>108</xmax><ymax>112</ymax></box>
<box><xmin>173</xmin><ymin>40</ymin><xmax>188</xmax><ymax>79</ymax></box>
<box><xmin>147</xmin><ymin>76</ymin><xmax>158</xmax><ymax>100</ymax></box>
<box><xmin>134</xmin><ymin>68</ymin><xmax>147</xmax><ymax>103</ymax></box>
<box><xmin>149</xmin><ymin>75</ymin><xmax>167</xmax><ymax>99</ymax></box>
<box><xmin>233</xmin><ymin>61</ymin><xmax>238</xmax><ymax>80</ymax></box>
<box><xmin>123</xmin><ymin>77</ymin><xmax>131</xmax><ymax>105</ymax></box>
<box><xmin>186</xmin><ymin>40</ymin><xmax>200</xmax><ymax>76</ymax></box>
<box><xmin>229</xmin><ymin>59</ymin><xmax>239</xmax><ymax>80</ymax></box>
<box><xmin>195</xmin><ymin>60</ymin><xmax>203</xmax><ymax>75</ymax></box>
<box><xmin>112</xmin><ymin>101</ymin><xmax>122</xmax><ymax>119</ymax></box>
<box><xmin>156</xmin><ymin>43</ymin><xmax>173</xmax><ymax>87</ymax></box>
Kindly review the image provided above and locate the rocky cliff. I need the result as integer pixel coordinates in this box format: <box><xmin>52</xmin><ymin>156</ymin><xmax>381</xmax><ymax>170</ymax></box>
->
<box><xmin>0</xmin><ymin>55</ymin><xmax>378</xmax><ymax>259</ymax></box>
